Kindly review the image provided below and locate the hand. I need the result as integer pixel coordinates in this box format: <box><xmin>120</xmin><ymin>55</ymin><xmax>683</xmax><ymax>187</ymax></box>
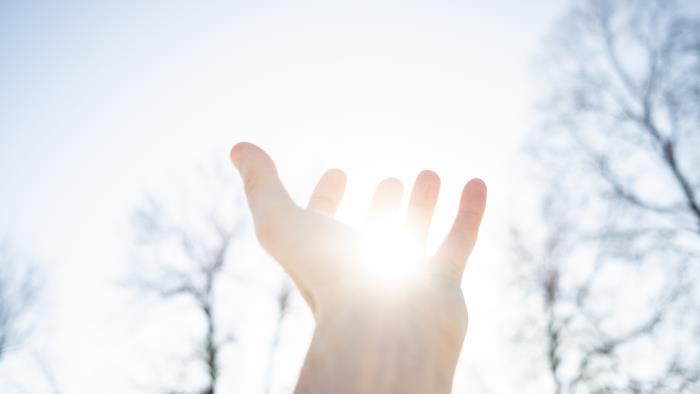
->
<box><xmin>230</xmin><ymin>142</ymin><xmax>487</xmax><ymax>393</ymax></box>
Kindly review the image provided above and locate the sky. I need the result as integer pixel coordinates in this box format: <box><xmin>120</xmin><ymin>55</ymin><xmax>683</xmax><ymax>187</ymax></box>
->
<box><xmin>1</xmin><ymin>1</ymin><xmax>566</xmax><ymax>393</ymax></box>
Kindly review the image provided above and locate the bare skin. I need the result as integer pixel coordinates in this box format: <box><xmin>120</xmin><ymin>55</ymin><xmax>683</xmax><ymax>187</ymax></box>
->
<box><xmin>230</xmin><ymin>142</ymin><xmax>487</xmax><ymax>393</ymax></box>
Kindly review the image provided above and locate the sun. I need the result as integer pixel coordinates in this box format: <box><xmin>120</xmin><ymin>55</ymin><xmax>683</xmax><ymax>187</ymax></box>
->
<box><xmin>360</xmin><ymin>224</ymin><xmax>423</xmax><ymax>285</ymax></box>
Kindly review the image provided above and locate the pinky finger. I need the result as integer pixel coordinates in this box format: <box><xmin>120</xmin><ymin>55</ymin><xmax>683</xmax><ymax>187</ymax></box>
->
<box><xmin>433</xmin><ymin>178</ymin><xmax>487</xmax><ymax>281</ymax></box>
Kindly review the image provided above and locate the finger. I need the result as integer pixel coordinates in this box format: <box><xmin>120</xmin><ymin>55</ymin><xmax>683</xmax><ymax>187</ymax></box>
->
<box><xmin>230</xmin><ymin>142</ymin><xmax>295</xmax><ymax>230</ymax></box>
<box><xmin>307</xmin><ymin>168</ymin><xmax>347</xmax><ymax>216</ymax></box>
<box><xmin>366</xmin><ymin>178</ymin><xmax>404</xmax><ymax>226</ymax></box>
<box><xmin>404</xmin><ymin>170</ymin><xmax>440</xmax><ymax>250</ymax></box>
<box><xmin>433</xmin><ymin>178</ymin><xmax>487</xmax><ymax>280</ymax></box>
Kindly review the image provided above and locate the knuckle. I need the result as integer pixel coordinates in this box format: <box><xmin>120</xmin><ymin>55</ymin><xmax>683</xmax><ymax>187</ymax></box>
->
<box><xmin>252</xmin><ymin>208</ymin><xmax>277</xmax><ymax>242</ymax></box>
<box><xmin>254</xmin><ymin>218</ymin><xmax>275</xmax><ymax>244</ymax></box>
<box><xmin>243</xmin><ymin>175</ymin><xmax>259</xmax><ymax>195</ymax></box>
<box><xmin>253</xmin><ymin>203</ymin><xmax>299</xmax><ymax>246</ymax></box>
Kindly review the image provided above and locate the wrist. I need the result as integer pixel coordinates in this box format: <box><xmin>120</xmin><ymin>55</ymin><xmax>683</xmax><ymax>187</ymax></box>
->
<box><xmin>296</xmin><ymin>284</ymin><xmax>465</xmax><ymax>394</ymax></box>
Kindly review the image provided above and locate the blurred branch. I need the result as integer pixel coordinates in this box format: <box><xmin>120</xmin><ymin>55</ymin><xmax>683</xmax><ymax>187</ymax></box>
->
<box><xmin>512</xmin><ymin>2</ymin><xmax>700</xmax><ymax>392</ymax></box>
<box><xmin>0</xmin><ymin>241</ymin><xmax>40</xmax><ymax>363</ymax></box>
<box><xmin>263</xmin><ymin>280</ymin><xmax>293</xmax><ymax>394</ymax></box>
<box><xmin>127</xmin><ymin>167</ymin><xmax>245</xmax><ymax>394</ymax></box>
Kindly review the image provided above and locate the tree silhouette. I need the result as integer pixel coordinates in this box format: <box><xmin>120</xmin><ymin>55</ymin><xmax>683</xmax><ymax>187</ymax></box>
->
<box><xmin>512</xmin><ymin>1</ymin><xmax>700</xmax><ymax>393</ymax></box>
<box><xmin>0</xmin><ymin>240</ymin><xmax>40</xmax><ymax>363</ymax></box>
<box><xmin>129</xmin><ymin>166</ymin><xmax>244</xmax><ymax>394</ymax></box>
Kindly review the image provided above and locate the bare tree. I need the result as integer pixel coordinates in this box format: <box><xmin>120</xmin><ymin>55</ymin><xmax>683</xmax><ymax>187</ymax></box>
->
<box><xmin>262</xmin><ymin>280</ymin><xmax>292</xmax><ymax>394</ymax></box>
<box><xmin>0</xmin><ymin>240</ymin><xmax>40</xmax><ymax>362</ymax></box>
<box><xmin>129</xmin><ymin>165</ymin><xmax>244</xmax><ymax>394</ymax></box>
<box><xmin>0</xmin><ymin>241</ymin><xmax>56</xmax><ymax>394</ymax></box>
<box><xmin>512</xmin><ymin>1</ymin><xmax>700</xmax><ymax>393</ymax></box>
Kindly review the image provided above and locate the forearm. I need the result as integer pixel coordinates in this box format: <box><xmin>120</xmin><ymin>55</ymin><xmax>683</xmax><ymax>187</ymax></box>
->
<box><xmin>294</xmin><ymin>298</ymin><xmax>462</xmax><ymax>394</ymax></box>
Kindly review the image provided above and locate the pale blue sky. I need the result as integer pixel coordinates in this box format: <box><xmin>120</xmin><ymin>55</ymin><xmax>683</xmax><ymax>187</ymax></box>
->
<box><xmin>1</xmin><ymin>1</ymin><xmax>565</xmax><ymax>393</ymax></box>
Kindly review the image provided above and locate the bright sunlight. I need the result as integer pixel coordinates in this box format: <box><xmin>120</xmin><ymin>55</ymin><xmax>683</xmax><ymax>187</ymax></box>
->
<box><xmin>360</xmin><ymin>224</ymin><xmax>423</xmax><ymax>285</ymax></box>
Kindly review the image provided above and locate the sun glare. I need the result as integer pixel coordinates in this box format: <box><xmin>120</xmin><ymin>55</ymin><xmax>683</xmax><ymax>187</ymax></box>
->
<box><xmin>360</xmin><ymin>224</ymin><xmax>423</xmax><ymax>285</ymax></box>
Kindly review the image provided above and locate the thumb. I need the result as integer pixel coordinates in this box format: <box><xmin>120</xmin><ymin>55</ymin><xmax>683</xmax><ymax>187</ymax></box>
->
<box><xmin>230</xmin><ymin>142</ymin><xmax>295</xmax><ymax>233</ymax></box>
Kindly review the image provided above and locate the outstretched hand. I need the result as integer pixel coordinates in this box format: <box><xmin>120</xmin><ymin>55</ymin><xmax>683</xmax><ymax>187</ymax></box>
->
<box><xmin>230</xmin><ymin>141</ymin><xmax>487</xmax><ymax>393</ymax></box>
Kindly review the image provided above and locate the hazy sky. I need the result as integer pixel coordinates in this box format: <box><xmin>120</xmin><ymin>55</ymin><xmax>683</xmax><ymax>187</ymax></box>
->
<box><xmin>1</xmin><ymin>1</ymin><xmax>566</xmax><ymax>393</ymax></box>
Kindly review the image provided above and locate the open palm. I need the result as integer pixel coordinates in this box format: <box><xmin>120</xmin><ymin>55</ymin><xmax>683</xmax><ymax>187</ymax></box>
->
<box><xmin>230</xmin><ymin>142</ymin><xmax>487</xmax><ymax>318</ymax></box>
